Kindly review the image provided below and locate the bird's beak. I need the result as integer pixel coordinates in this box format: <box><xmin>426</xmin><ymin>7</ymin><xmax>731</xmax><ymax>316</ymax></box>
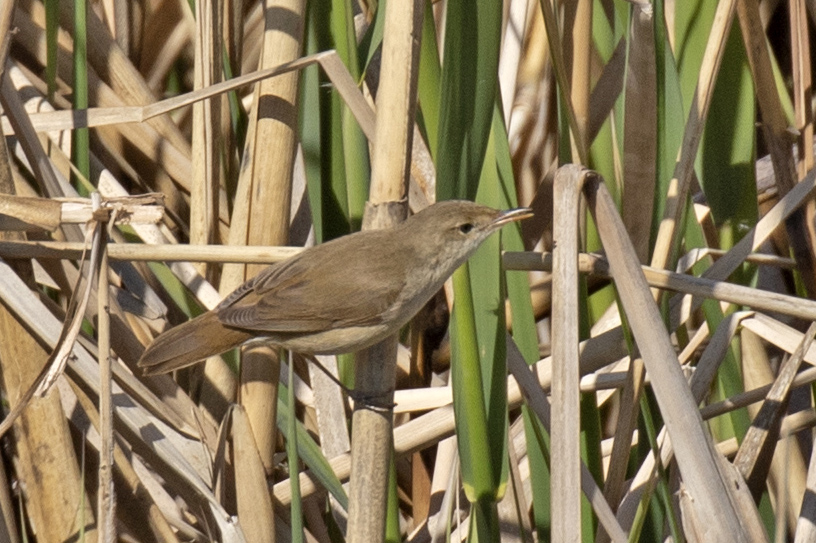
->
<box><xmin>492</xmin><ymin>207</ymin><xmax>534</xmax><ymax>227</ymax></box>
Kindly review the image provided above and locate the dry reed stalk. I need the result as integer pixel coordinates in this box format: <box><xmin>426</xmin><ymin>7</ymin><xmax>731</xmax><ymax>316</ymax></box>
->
<box><xmin>790</xmin><ymin>0</ymin><xmax>814</xmax><ymax>179</ymax></box>
<box><xmin>63</xmin><ymin>377</ymin><xmax>183</xmax><ymax>543</ymax></box>
<box><xmin>537</xmin><ymin>0</ymin><xmax>587</xmax><ymax>163</ymax></box>
<box><xmin>5</xmin><ymin>0</ymin><xmax>816</xmax><ymax>539</ymax></box>
<box><xmin>795</xmin><ymin>441</ymin><xmax>816</xmax><ymax>541</ymax></box>
<box><xmin>496</xmin><ymin>427</ymin><xmax>534</xmax><ymax>543</ymax></box>
<box><xmin>231</xmin><ymin>405</ymin><xmax>276</xmax><ymax>543</ymax></box>
<box><xmin>740</xmin><ymin>329</ymin><xmax>807</xmax><ymax>536</ymax></box>
<box><xmin>190</xmin><ymin>0</ymin><xmax>222</xmax><ymax>275</ymax></box>
<box><xmin>585</xmin><ymin>173</ymin><xmax>756</xmax><ymax>541</ymax></box>
<box><xmin>601</xmin><ymin>358</ymin><xmax>644</xmax><ymax>520</ymax></box>
<box><xmin>231</xmin><ymin>0</ymin><xmax>306</xmax><ymax>490</ymax></box>
<box><xmin>613</xmin><ymin>309</ymin><xmax>750</xmax><ymax>534</ymax></box>
<box><xmin>347</xmin><ymin>0</ymin><xmax>423</xmax><ymax>540</ymax></box>
<box><xmin>566</xmin><ymin>0</ymin><xmax>591</xmax><ymax>162</ymax></box>
<box><xmin>273</xmin><ymin>325</ymin><xmax>630</xmax><ymax>507</ymax></box>
<box><xmin>51</xmin><ymin>0</ymin><xmax>191</xmax><ymax>157</ymax></box>
<box><xmin>0</xmin><ymin>76</ymin><xmax>87</xmax><ymax>542</ymax></box>
<box><xmin>550</xmin><ymin>164</ymin><xmax>586</xmax><ymax>541</ymax></box>
<box><xmin>507</xmin><ymin>335</ymin><xmax>627</xmax><ymax>543</ymax></box>
<box><xmin>734</xmin><ymin>323</ymin><xmax>816</xmax><ymax>495</ymax></box>
<box><xmin>307</xmin><ymin>354</ymin><xmax>350</xmax><ymax>530</ymax></box>
<box><xmin>96</xmin><ymin>195</ymin><xmax>116</xmax><ymax>543</ymax></box>
<box><xmin>9</xmin><ymin>8</ymin><xmax>195</xmax><ymax>223</ymax></box>
<box><xmin>504</xmin><ymin>250</ymin><xmax>816</xmax><ymax>321</ymax></box>
<box><xmin>670</xmin><ymin>168</ymin><xmax>816</xmax><ymax>325</ymax></box>
<box><xmin>498</xmin><ymin>0</ymin><xmax>530</xmax><ymax>123</ymax></box>
<box><xmin>0</xmin><ymin>254</ymin><xmax>243</xmax><ymax>537</ymax></box>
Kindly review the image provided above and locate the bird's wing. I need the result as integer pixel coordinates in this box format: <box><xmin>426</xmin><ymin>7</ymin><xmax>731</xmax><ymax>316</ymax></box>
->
<box><xmin>216</xmin><ymin>237</ymin><xmax>409</xmax><ymax>333</ymax></box>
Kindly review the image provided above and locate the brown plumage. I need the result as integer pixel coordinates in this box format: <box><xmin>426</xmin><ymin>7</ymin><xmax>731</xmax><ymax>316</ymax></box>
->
<box><xmin>138</xmin><ymin>200</ymin><xmax>532</xmax><ymax>375</ymax></box>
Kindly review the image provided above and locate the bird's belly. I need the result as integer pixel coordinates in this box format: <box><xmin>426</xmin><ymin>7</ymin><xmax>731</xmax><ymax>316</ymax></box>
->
<box><xmin>273</xmin><ymin>324</ymin><xmax>393</xmax><ymax>355</ymax></box>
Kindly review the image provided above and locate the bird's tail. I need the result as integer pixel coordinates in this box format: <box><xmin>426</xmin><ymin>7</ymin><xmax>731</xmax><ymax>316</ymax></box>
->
<box><xmin>138</xmin><ymin>311</ymin><xmax>252</xmax><ymax>375</ymax></box>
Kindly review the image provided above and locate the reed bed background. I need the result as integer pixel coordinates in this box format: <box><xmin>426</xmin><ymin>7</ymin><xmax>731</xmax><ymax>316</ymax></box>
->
<box><xmin>0</xmin><ymin>0</ymin><xmax>815</xmax><ymax>542</ymax></box>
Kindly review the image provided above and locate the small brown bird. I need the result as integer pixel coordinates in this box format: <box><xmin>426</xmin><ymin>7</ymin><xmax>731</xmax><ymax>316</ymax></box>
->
<box><xmin>138</xmin><ymin>200</ymin><xmax>532</xmax><ymax>375</ymax></box>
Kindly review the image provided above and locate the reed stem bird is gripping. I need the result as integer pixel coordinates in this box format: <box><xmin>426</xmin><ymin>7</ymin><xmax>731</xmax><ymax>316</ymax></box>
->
<box><xmin>138</xmin><ymin>200</ymin><xmax>533</xmax><ymax>375</ymax></box>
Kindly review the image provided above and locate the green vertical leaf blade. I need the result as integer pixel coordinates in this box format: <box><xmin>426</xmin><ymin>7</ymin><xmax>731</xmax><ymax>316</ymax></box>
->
<box><xmin>277</xmin><ymin>386</ymin><xmax>349</xmax><ymax>510</ymax></box>
<box><xmin>72</xmin><ymin>0</ymin><xmax>90</xmax><ymax>190</ymax></box>
<box><xmin>450</xmin><ymin>265</ymin><xmax>496</xmax><ymax>502</ymax></box>
<box><xmin>437</xmin><ymin>0</ymin><xmax>502</xmax><ymax>201</ymax></box>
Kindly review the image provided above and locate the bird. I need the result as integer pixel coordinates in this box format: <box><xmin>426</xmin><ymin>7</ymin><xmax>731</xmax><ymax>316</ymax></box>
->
<box><xmin>138</xmin><ymin>200</ymin><xmax>533</xmax><ymax>375</ymax></box>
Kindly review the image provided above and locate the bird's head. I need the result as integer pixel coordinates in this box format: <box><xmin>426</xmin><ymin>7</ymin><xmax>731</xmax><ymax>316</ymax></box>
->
<box><xmin>401</xmin><ymin>200</ymin><xmax>533</xmax><ymax>280</ymax></box>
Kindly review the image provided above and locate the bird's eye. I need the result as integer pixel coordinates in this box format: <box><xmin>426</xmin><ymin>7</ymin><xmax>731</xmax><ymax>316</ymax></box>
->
<box><xmin>458</xmin><ymin>223</ymin><xmax>474</xmax><ymax>234</ymax></box>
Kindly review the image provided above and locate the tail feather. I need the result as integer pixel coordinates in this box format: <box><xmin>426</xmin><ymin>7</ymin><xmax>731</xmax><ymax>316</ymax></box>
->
<box><xmin>138</xmin><ymin>312</ymin><xmax>252</xmax><ymax>375</ymax></box>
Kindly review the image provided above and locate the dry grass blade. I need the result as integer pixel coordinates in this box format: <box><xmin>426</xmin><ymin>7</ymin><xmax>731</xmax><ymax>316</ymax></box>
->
<box><xmin>507</xmin><ymin>335</ymin><xmax>627</xmax><ymax>543</ymax></box>
<box><xmin>0</xmin><ymin>58</ymin><xmax>87</xmax><ymax>540</ymax></box>
<box><xmin>621</xmin><ymin>3</ymin><xmax>657</xmax><ymax>263</ymax></box>
<box><xmin>0</xmin><ymin>0</ymin><xmax>12</xmax><ymax>71</ymax></box>
<box><xmin>65</xmin><ymin>1</ymin><xmax>191</xmax><ymax>156</ymax></box>
<box><xmin>498</xmin><ymin>424</ymin><xmax>534</xmax><ymax>543</ymax></box>
<box><xmin>700</xmin><ymin>365</ymin><xmax>816</xmax><ymax>420</ymax></box>
<box><xmin>96</xmin><ymin>197</ymin><xmax>116</xmax><ymax>543</ymax></box>
<box><xmin>737</xmin><ymin>0</ymin><xmax>816</xmax><ymax>299</ymax></box>
<box><xmin>740</xmin><ymin>328</ymin><xmax>808</xmax><ymax>535</ymax></box>
<box><xmin>673</xmin><ymin>167</ymin><xmax>816</xmax><ymax>318</ymax></box>
<box><xmin>588</xmin><ymin>38</ymin><xmax>625</xmax><ymax>143</ymax></box>
<box><xmin>796</xmin><ymin>440</ymin><xmax>816</xmax><ymax>541</ymax></box>
<box><xmin>736</xmin><ymin>0</ymin><xmax>798</xmax><ymax>194</ymax></box>
<box><xmin>1</xmin><ymin>68</ymin><xmax>65</xmax><ymax>197</ymax></box>
<box><xmin>0</xmin><ymin>220</ymin><xmax>100</xmax><ymax>436</ymax></box>
<box><xmin>0</xmin><ymin>240</ymin><xmax>302</xmax><ymax>262</ymax></box>
<box><xmin>689</xmin><ymin>311</ymin><xmax>754</xmax><ymax>401</ymax></box>
<box><xmin>308</xmin><ymin>354</ymin><xmax>350</xmax><ymax>530</ymax></box>
<box><xmin>537</xmin><ymin>0</ymin><xmax>587</xmax><ymax>163</ymax></box>
<box><xmin>0</xmin><ymin>257</ymin><xmax>249</xmax><ymax>539</ymax></box>
<box><xmin>677</xmin><ymin>247</ymin><xmax>796</xmax><ymax>271</ymax></box>
<box><xmin>584</xmin><ymin>171</ymin><xmax>753</xmax><ymax>541</ymax></box>
<box><xmin>63</xmin><ymin>375</ymin><xmax>184</xmax><ymax>542</ymax></box>
<box><xmin>505</xmin><ymin>250</ymin><xmax>816</xmax><ymax>321</ymax></box>
<box><xmin>789</xmin><ymin>0</ymin><xmax>814</xmax><ymax>178</ymax></box>
<box><xmin>498</xmin><ymin>0</ymin><xmax>531</xmax><ymax>122</ymax></box>
<box><xmin>601</xmin><ymin>357</ymin><xmax>644</xmax><ymax>520</ymax></box>
<box><xmin>566</xmin><ymin>0</ymin><xmax>591</xmax><ymax>159</ymax></box>
<box><xmin>551</xmin><ymin>163</ymin><xmax>586</xmax><ymax>541</ymax></box>
<box><xmin>273</xmin><ymin>320</ymin><xmax>629</xmax><ymax>507</ymax></box>
<box><xmin>734</xmin><ymin>322</ymin><xmax>816</xmax><ymax>496</ymax></box>
<box><xmin>0</xmin><ymin>48</ymin><xmax>444</xmax><ymax>211</ymax></box>
<box><xmin>0</xmin><ymin>51</ymin><xmax>332</xmax><ymax>132</ymax></box>
<box><xmin>742</xmin><ymin>313</ymin><xmax>816</xmax><ymax>364</ymax></box>
<box><xmin>615</xmin><ymin>310</ymin><xmax>751</xmax><ymax>533</ymax></box>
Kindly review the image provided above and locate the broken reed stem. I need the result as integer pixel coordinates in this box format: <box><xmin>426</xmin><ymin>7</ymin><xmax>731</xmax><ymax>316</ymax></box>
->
<box><xmin>95</xmin><ymin>196</ymin><xmax>115</xmax><ymax>543</ymax></box>
<box><xmin>0</xmin><ymin>241</ymin><xmax>792</xmax><ymax>269</ymax></box>
<box><xmin>7</xmin><ymin>243</ymin><xmax>810</xmax><ymax>321</ymax></box>
<box><xmin>0</xmin><ymin>240</ymin><xmax>301</xmax><ymax>262</ymax></box>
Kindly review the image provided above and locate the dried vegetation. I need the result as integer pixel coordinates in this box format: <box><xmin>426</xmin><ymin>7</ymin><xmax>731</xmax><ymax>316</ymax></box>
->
<box><xmin>1</xmin><ymin>0</ymin><xmax>816</xmax><ymax>542</ymax></box>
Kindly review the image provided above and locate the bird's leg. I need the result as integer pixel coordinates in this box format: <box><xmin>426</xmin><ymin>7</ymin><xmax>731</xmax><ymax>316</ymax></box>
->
<box><xmin>305</xmin><ymin>355</ymin><xmax>395</xmax><ymax>411</ymax></box>
<box><xmin>305</xmin><ymin>354</ymin><xmax>353</xmax><ymax>394</ymax></box>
